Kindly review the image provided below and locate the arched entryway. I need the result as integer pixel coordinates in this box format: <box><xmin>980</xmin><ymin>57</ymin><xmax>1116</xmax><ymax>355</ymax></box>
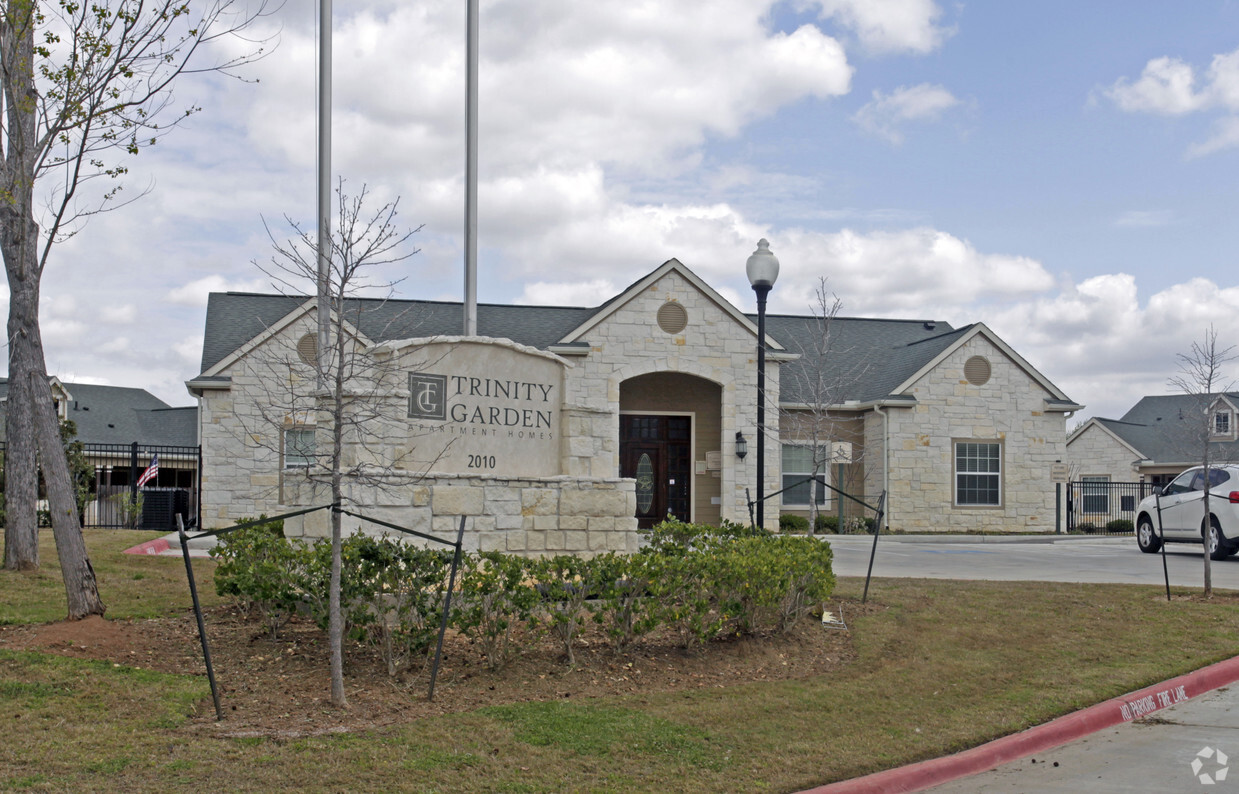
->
<box><xmin>619</xmin><ymin>372</ymin><xmax>722</xmax><ymax>528</ymax></box>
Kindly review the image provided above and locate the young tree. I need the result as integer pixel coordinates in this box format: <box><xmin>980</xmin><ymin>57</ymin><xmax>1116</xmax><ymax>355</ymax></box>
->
<box><xmin>246</xmin><ymin>182</ymin><xmax>429</xmax><ymax>706</ymax></box>
<box><xmin>0</xmin><ymin>2</ymin><xmax>270</xmax><ymax>616</ymax></box>
<box><xmin>1167</xmin><ymin>325</ymin><xmax>1238</xmax><ymax>598</ymax></box>
<box><xmin>778</xmin><ymin>278</ymin><xmax>872</xmax><ymax>533</ymax></box>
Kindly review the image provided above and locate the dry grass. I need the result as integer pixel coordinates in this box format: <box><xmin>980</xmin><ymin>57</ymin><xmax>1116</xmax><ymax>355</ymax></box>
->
<box><xmin>3</xmin><ymin>531</ymin><xmax>1239</xmax><ymax>791</ymax></box>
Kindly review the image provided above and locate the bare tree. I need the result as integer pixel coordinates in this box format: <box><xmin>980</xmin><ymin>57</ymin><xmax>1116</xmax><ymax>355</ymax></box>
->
<box><xmin>1167</xmin><ymin>325</ymin><xmax>1238</xmax><ymax>598</ymax></box>
<box><xmin>778</xmin><ymin>278</ymin><xmax>872</xmax><ymax>533</ymax></box>
<box><xmin>0</xmin><ymin>1</ymin><xmax>271</xmax><ymax>617</ymax></box>
<box><xmin>241</xmin><ymin>182</ymin><xmax>436</xmax><ymax>706</ymax></box>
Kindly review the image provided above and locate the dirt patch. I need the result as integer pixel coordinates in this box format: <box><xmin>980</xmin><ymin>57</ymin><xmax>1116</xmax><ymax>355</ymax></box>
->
<box><xmin>0</xmin><ymin>600</ymin><xmax>877</xmax><ymax>737</ymax></box>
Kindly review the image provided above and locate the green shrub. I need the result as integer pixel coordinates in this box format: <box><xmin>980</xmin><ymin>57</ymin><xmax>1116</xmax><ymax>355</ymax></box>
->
<box><xmin>815</xmin><ymin>514</ymin><xmax>839</xmax><ymax>533</ymax></box>
<box><xmin>644</xmin><ymin>549</ymin><xmax>725</xmax><ymax>649</ymax></box>
<box><xmin>1106</xmin><ymin>519</ymin><xmax>1135</xmax><ymax>534</ymax></box>
<box><xmin>591</xmin><ymin>552</ymin><xmax>658</xmax><ymax>653</ymax></box>
<box><xmin>527</xmin><ymin>555</ymin><xmax>601</xmax><ymax>665</ymax></box>
<box><xmin>772</xmin><ymin>536</ymin><xmax>836</xmax><ymax>631</ymax></box>
<box><xmin>641</xmin><ymin>517</ymin><xmax>769</xmax><ymax>555</ymax></box>
<box><xmin>211</xmin><ymin>517</ymin><xmax>299</xmax><ymax>637</ymax></box>
<box><xmin>348</xmin><ymin>535</ymin><xmax>454</xmax><ymax>676</ymax></box>
<box><xmin>779</xmin><ymin>514</ymin><xmax>810</xmax><ymax>533</ymax></box>
<box><xmin>454</xmin><ymin>551</ymin><xmax>536</xmax><ymax>670</ymax></box>
<box><xmin>1072</xmin><ymin>522</ymin><xmax>1100</xmax><ymax>534</ymax></box>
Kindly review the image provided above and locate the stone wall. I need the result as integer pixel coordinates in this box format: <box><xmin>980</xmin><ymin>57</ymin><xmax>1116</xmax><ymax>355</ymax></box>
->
<box><xmin>877</xmin><ymin>335</ymin><xmax>1069</xmax><ymax>533</ymax></box>
<box><xmin>561</xmin><ymin>268</ymin><xmax>778</xmax><ymax>529</ymax></box>
<box><xmin>281</xmin><ymin>474</ymin><xmax>640</xmax><ymax>556</ymax></box>
<box><xmin>1066</xmin><ymin>423</ymin><xmax>1141</xmax><ymax>482</ymax></box>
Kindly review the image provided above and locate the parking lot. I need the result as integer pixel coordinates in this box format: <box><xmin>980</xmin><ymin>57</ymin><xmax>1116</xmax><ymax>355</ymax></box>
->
<box><xmin>826</xmin><ymin>534</ymin><xmax>1239</xmax><ymax>590</ymax></box>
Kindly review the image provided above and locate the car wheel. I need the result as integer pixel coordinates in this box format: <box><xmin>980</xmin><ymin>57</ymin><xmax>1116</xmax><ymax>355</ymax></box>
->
<box><xmin>1137</xmin><ymin>517</ymin><xmax>1162</xmax><ymax>554</ymax></box>
<box><xmin>1205</xmin><ymin>517</ymin><xmax>1230</xmax><ymax>561</ymax></box>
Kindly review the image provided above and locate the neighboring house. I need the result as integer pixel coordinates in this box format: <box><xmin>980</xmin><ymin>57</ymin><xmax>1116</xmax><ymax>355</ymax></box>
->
<box><xmin>0</xmin><ymin>377</ymin><xmax>199</xmax><ymax>512</ymax></box>
<box><xmin>189</xmin><ymin>259</ymin><xmax>1081</xmax><ymax>544</ymax></box>
<box><xmin>1067</xmin><ymin>393</ymin><xmax>1239</xmax><ymax>488</ymax></box>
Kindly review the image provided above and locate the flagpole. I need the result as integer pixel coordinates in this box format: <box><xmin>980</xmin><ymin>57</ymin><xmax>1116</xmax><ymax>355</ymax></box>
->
<box><xmin>316</xmin><ymin>0</ymin><xmax>333</xmax><ymax>383</ymax></box>
<box><xmin>463</xmin><ymin>0</ymin><xmax>478</xmax><ymax>337</ymax></box>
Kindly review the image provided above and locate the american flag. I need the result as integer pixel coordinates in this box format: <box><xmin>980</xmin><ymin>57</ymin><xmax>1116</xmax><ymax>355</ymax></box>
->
<box><xmin>136</xmin><ymin>454</ymin><xmax>159</xmax><ymax>488</ymax></box>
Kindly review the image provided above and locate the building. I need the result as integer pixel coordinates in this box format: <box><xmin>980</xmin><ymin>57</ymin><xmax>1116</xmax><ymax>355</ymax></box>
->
<box><xmin>1067</xmin><ymin>393</ymin><xmax>1239</xmax><ymax>487</ymax></box>
<box><xmin>0</xmin><ymin>377</ymin><xmax>199</xmax><ymax>527</ymax></box>
<box><xmin>189</xmin><ymin>259</ymin><xmax>1081</xmax><ymax>551</ymax></box>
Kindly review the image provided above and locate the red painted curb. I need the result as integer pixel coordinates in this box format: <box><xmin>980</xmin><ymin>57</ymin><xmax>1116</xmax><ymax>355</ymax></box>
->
<box><xmin>123</xmin><ymin>538</ymin><xmax>173</xmax><ymax>556</ymax></box>
<box><xmin>802</xmin><ymin>654</ymin><xmax>1239</xmax><ymax>793</ymax></box>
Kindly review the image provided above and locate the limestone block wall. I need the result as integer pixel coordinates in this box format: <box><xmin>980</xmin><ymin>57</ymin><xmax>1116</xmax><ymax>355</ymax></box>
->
<box><xmin>197</xmin><ymin>313</ymin><xmax>325</xmax><ymax>525</ymax></box>
<box><xmin>1066</xmin><ymin>424</ymin><xmax>1141</xmax><ymax>482</ymax></box>
<box><xmin>878</xmin><ymin>335</ymin><xmax>1069</xmax><ymax>533</ymax></box>
<box><xmin>560</xmin><ymin>269</ymin><xmax>780</xmax><ymax>529</ymax></box>
<box><xmin>281</xmin><ymin>474</ymin><xmax>640</xmax><ymax>557</ymax></box>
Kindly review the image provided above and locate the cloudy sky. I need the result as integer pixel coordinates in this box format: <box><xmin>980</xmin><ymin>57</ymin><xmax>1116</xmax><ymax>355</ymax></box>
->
<box><xmin>20</xmin><ymin>0</ymin><xmax>1239</xmax><ymax>424</ymax></box>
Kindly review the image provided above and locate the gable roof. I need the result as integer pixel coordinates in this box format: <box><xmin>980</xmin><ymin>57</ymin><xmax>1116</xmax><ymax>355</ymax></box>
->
<box><xmin>0</xmin><ymin>379</ymin><xmax>197</xmax><ymax>446</ymax></box>
<box><xmin>1074</xmin><ymin>393</ymin><xmax>1239</xmax><ymax>465</ymax></box>
<box><xmin>200</xmin><ymin>292</ymin><xmax>599</xmax><ymax>374</ymax></box>
<box><xmin>197</xmin><ymin>261</ymin><xmax>1078</xmax><ymax>410</ymax></box>
<box><xmin>558</xmin><ymin>258</ymin><xmax>783</xmax><ymax>350</ymax></box>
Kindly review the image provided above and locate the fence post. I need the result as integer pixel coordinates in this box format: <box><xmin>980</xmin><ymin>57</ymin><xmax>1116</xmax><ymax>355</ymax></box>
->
<box><xmin>129</xmin><ymin>442</ymin><xmax>139</xmax><ymax>509</ymax></box>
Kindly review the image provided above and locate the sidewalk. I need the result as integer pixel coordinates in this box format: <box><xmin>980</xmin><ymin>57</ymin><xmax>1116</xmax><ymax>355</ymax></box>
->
<box><xmin>802</xmin><ymin>646</ymin><xmax>1239</xmax><ymax>793</ymax></box>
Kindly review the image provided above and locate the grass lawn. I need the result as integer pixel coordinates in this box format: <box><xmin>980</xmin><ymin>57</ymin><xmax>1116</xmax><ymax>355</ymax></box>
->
<box><xmin>3</xmin><ymin>529</ymin><xmax>1239</xmax><ymax>792</ymax></box>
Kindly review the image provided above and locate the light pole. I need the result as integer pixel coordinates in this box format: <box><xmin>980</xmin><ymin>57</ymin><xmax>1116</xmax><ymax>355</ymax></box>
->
<box><xmin>746</xmin><ymin>238</ymin><xmax>779</xmax><ymax>529</ymax></box>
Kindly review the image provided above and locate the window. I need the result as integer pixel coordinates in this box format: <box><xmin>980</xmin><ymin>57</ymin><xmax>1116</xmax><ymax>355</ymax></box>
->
<box><xmin>1215</xmin><ymin>411</ymin><xmax>1232</xmax><ymax>437</ymax></box>
<box><xmin>955</xmin><ymin>442</ymin><xmax>1001</xmax><ymax>506</ymax></box>
<box><xmin>1081</xmin><ymin>475</ymin><xmax>1109</xmax><ymax>514</ymax></box>
<box><xmin>284</xmin><ymin>427</ymin><xmax>316</xmax><ymax>468</ymax></box>
<box><xmin>781</xmin><ymin>444</ymin><xmax>827</xmax><ymax>506</ymax></box>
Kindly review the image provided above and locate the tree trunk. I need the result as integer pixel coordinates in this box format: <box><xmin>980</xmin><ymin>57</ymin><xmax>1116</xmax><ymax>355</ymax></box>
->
<box><xmin>0</xmin><ymin>3</ymin><xmax>40</xmax><ymax>572</ymax></box>
<box><xmin>0</xmin><ymin>217</ymin><xmax>104</xmax><ymax>616</ymax></box>
<box><xmin>2</xmin><ymin>346</ymin><xmax>38</xmax><ymax>570</ymax></box>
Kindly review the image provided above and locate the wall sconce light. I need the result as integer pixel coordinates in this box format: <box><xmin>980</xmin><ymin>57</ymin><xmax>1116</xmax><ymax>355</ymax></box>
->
<box><xmin>735</xmin><ymin>431</ymin><xmax>748</xmax><ymax>460</ymax></box>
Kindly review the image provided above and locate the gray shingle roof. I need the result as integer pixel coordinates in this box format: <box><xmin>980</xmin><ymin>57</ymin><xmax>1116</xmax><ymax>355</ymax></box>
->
<box><xmin>762</xmin><ymin>315</ymin><xmax>966</xmax><ymax>404</ymax></box>
<box><xmin>201</xmin><ymin>293</ymin><xmax>600</xmax><ymax>373</ymax></box>
<box><xmin>1097</xmin><ymin>393</ymin><xmax>1239</xmax><ymax>464</ymax></box>
<box><xmin>0</xmin><ymin>378</ymin><xmax>197</xmax><ymax>446</ymax></box>
<box><xmin>201</xmin><ymin>291</ymin><xmax>1069</xmax><ymax>408</ymax></box>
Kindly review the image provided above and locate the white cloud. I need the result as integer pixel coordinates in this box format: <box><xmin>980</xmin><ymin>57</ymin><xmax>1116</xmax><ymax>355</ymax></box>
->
<box><xmin>811</xmin><ymin>0</ymin><xmax>952</xmax><ymax>55</ymax></box>
<box><xmin>100</xmin><ymin>305</ymin><xmax>137</xmax><ymax>324</ymax></box>
<box><xmin>852</xmin><ymin>83</ymin><xmax>960</xmax><ymax>143</ymax></box>
<box><xmin>1107</xmin><ymin>56</ymin><xmax>1207</xmax><ymax>115</ymax></box>
<box><xmin>1186</xmin><ymin>116</ymin><xmax>1239</xmax><ymax>159</ymax></box>
<box><xmin>985</xmin><ymin>275</ymin><xmax>1239</xmax><ymax>422</ymax></box>
<box><xmin>168</xmin><ymin>275</ymin><xmax>271</xmax><ymax>307</ymax></box>
<box><xmin>515</xmin><ymin>279</ymin><xmax>618</xmax><ymax>307</ymax></box>
<box><xmin>1107</xmin><ymin>46</ymin><xmax>1239</xmax><ymax>155</ymax></box>
<box><xmin>1114</xmin><ymin>210</ymin><xmax>1174</xmax><ymax>228</ymax></box>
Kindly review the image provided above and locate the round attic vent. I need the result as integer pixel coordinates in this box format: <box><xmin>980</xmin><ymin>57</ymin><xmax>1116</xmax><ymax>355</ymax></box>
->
<box><xmin>297</xmin><ymin>333</ymin><xmax>318</xmax><ymax>367</ymax></box>
<box><xmin>657</xmin><ymin>301</ymin><xmax>688</xmax><ymax>334</ymax></box>
<box><xmin>964</xmin><ymin>355</ymin><xmax>992</xmax><ymax>386</ymax></box>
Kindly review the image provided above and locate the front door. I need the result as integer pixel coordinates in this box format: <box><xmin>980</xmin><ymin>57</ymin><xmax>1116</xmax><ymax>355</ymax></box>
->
<box><xmin>620</xmin><ymin>415</ymin><xmax>691</xmax><ymax>529</ymax></box>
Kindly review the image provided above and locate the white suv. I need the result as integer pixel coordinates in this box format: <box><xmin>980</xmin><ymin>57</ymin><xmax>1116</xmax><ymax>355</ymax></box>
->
<box><xmin>1136</xmin><ymin>464</ymin><xmax>1239</xmax><ymax>560</ymax></box>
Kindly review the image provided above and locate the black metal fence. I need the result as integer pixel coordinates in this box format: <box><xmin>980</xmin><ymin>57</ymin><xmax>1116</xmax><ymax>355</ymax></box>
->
<box><xmin>0</xmin><ymin>441</ymin><xmax>200</xmax><ymax>531</ymax></box>
<box><xmin>1066</xmin><ymin>481</ymin><xmax>1156</xmax><ymax>535</ymax></box>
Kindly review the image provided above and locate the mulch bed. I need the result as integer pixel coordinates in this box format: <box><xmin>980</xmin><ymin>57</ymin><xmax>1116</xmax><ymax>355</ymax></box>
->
<box><xmin>0</xmin><ymin>599</ymin><xmax>879</xmax><ymax>737</ymax></box>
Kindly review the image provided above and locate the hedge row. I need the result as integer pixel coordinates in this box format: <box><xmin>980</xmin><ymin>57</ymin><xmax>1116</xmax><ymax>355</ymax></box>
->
<box><xmin>779</xmin><ymin>513</ymin><xmax>876</xmax><ymax>534</ymax></box>
<box><xmin>211</xmin><ymin>517</ymin><xmax>836</xmax><ymax>675</ymax></box>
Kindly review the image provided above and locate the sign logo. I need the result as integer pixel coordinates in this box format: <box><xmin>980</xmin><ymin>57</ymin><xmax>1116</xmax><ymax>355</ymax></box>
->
<box><xmin>408</xmin><ymin>373</ymin><xmax>447</xmax><ymax>421</ymax></box>
<box><xmin>1191</xmin><ymin>746</ymin><xmax>1229</xmax><ymax>785</ymax></box>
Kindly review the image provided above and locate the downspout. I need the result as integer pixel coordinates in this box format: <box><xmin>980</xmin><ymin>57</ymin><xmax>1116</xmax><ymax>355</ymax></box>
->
<box><xmin>872</xmin><ymin>405</ymin><xmax>889</xmax><ymax>530</ymax></box>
